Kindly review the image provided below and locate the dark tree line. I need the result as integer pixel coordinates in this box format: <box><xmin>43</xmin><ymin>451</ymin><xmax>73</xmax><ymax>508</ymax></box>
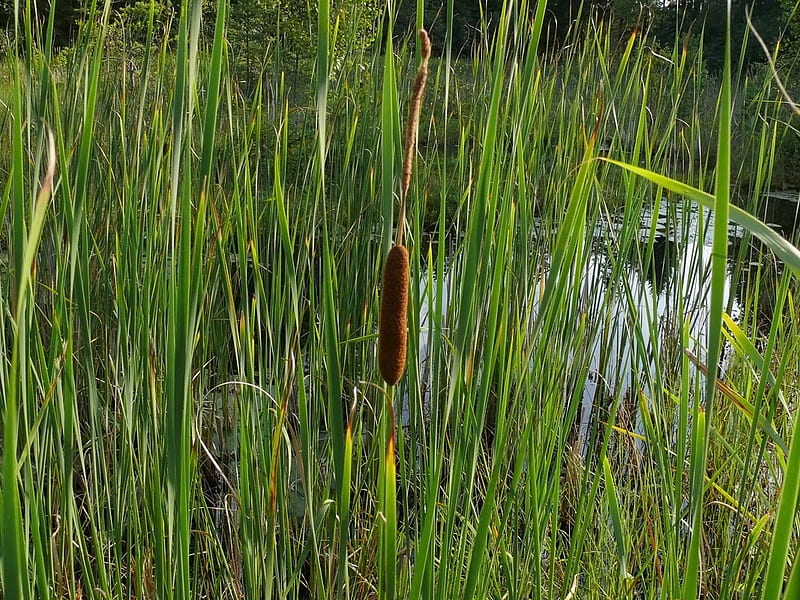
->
<box><xmin>651</xmin><ymin>0</ymin><xmax>790</xmax><ymax>71</ymax></box>
<box><xmin>0</xmin><ymin>1</ymin><xmax>184</xmax><ymax>49</ymax></box>
<box><xmin>1</xmin><ymin>0</ymin><xmax>796</xmax><ymax>71</ymax></box>
<box><xmin>390</xmin><ymin>0</ymin><xmax>795</xmax><ymax>71</ymax></box>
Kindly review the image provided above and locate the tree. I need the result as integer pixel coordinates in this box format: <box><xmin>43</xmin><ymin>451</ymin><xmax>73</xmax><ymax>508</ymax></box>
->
<box><xmin>227</xmin><ymin>0</ymin><xmax>381</xmax><ymax>86</ymax></box>
<box><xmin>1</xmin><ymin>0</ymin><xmax>79</xmax><ymax>49</ymax></box>
<box><xmin>650</xmin><ymin>0</ymin><xmax>789</xmax><ymax>72</ymax></box>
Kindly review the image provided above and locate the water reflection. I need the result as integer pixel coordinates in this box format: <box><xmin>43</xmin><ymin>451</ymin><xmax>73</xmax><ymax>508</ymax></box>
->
<box><xmin>414</xmin><ymin>197</ymin><xmax>797</xmax><ymax>432</ymax></box>
<box><xmin>578</xmin><ymin>202</ymin><xmax>747</xmax><ymax>442</ymax></box>
<box><xmin>756</xmin><ymin>190</ymin><xmax>800</xmax><ymax>239</ymax></box>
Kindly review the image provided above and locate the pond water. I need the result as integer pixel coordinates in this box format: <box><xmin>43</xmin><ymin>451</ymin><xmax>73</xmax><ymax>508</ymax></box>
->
<box><xmin>415</xmin><ymin>191</ymin><xmax>800</xmax><ymax>438</ymax></box>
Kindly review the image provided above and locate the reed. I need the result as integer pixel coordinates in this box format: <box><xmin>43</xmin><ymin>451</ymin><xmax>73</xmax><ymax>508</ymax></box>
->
<box><xmin>378</xmin><ymin>29</ymin><xmax>431</xmax><ymax>386</ymax></box>
<box><xmin>3</xmin><ymin>2</ymin><xmax>800</xmax><ymax>598</ymax></box>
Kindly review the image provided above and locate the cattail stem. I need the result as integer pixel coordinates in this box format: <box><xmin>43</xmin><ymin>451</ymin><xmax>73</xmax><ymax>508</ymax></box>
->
<box><xmin>396</xmin><ymin>29</ymin><xmax>431</xmax><ymax>247</ymax></box>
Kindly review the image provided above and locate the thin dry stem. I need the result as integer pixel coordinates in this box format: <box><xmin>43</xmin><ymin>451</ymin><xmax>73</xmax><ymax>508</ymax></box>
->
<box><xmin>746</xmin><ymin>8</ymin><xmax>800</xmax><ymax>117</ymax></box>
<box><xmin>397</xmin><ymin>29</ymin><xmax>432</xmax><ymax>247</ymax></box>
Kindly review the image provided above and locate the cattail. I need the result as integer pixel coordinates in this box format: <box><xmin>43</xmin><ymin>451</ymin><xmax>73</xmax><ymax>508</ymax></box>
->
<box><xmin>378</xmin><ymin>30</ymin><xmax>431</xmax><ymax>386</ymax></box>
<box><xmin>378</xmin><ymin>244</ymin><xmax>409</xmax><ymax>386</ymax></box>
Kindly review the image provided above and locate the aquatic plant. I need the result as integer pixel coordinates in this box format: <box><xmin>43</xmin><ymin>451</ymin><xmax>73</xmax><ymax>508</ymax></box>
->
<box><xmin>378</xmin><ymin>29</ymin><xmax>431</xmax><ymax>387</ymax></box>
<box><xmin>0</xmin><ymin>1</ymin><xmax>798</xmax><ymax>599</ymax></box>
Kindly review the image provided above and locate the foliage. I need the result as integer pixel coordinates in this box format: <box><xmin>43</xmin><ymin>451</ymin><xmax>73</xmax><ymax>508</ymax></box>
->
<box><xmin>112</xmin><ymin>0</ymin><xmax>175</xmax><ymax>46</ymax></box>
<box><xmin>1</xmin><ymin>1</ymin><xmax>800</xmax><ymax>599</ymax></box>
<box><xmin>648</xmin><ymin>0</ymin><xmax>789</xmax><ymax>72</ymax></box>
<box><xmin>227</xmin><ymin>0</ymin><xmax>381</xmax><ymax>87</ymax></box>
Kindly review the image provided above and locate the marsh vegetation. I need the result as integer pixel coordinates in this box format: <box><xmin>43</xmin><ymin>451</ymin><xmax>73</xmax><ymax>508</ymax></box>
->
<box><xmin>1</xmin><ymin>1</ymin><xmax>800</xmax><ymax>599</ymax></box>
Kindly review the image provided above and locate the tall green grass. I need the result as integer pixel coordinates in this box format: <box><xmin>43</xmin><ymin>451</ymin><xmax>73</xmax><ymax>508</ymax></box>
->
<box><xmin>1</xmin><ymin>0</ymin><xmax>799</xmax><ymax>598</ymax></box>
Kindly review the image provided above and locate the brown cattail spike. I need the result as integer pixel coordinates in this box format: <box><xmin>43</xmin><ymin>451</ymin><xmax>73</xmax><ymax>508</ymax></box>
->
<box><xmin>378</xmin><ymin>245</ymin><xmax>410</xmax><ymax>386</ymax></box>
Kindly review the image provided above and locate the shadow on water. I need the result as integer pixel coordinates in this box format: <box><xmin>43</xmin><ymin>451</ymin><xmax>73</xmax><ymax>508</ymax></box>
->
<box><xmin>729</xmin><ymin>190</ymin><xmax>800</xmax><ymax>337</ymax></box>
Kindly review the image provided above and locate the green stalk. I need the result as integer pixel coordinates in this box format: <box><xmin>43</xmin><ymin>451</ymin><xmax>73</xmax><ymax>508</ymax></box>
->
<box><xmin>164</xmin><ymin>1</ymin><xmax>211</xmax><ymax>597</ymax></box>
<box><xmin>762</xmin><ymin>406</ymin><xmax>800</xmax><ymax>600</ymax></box>
<box><xmin>683</xmin><ymin>4</ymin><xmax>732</xmax><ymax>599</ymax></box>
<box><xmin>381</xmin><ymin>22</ymin><xmax>400</xmax><ymax>260</ymax></box>
<box><xmin>315</xmin><ymin>0</ymin><xmax>351</xmax><ymax>596</ymax></box>
<box><xmin>379</xmin><ymin>395</ymin><xmax>398</xmax><ymax>600</ymax></box>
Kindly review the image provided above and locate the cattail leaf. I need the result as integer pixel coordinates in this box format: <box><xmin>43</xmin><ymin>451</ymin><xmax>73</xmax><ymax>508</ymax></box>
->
<box><xmin>603</xmin><ymin>456</ymin><xmax>628</xmax><ymax>579</ymax></box>
<box><xmin>600</xmin><ymin>159</ymin><xmax>800</xmax><ymax>277</ymax></box>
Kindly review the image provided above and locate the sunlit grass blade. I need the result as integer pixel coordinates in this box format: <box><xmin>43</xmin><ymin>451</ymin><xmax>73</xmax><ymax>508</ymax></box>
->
<box><xmin>761</xmin><ymin>412</ymin><xmax>800</xmax><ymax>600</ymax></box>
<box><xmin>603</xmin><ymin>456</ymin><xmax>629</xmax><ymax>583</ymax></box>
<box><xmin>722</xmin><ymin>314</ymin><xmax>789</xmax><ymax>414</ymax></box>
<box><xmin>378</xmin><ymin>396</ymin><xmax>398</xmax><ymax>600</ymax></box>
<box><xmin>600</xmin><ymin>159</ymin><xmax>800</xmax><ymax>275</ymax></box>
<box><xmin>685</xmin><ymin>346</ymin><xmax>788</xmax><ymax>459</ymax></box>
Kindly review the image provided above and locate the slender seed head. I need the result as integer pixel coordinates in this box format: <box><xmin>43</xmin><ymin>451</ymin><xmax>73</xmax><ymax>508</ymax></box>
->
<box><xmin>378</xmin><ymin>245</ymin><xmax>409</xmax><ymax>386</ymax></box>
<box><xmin>400</xmin><ymin>30</ymin><xmax>432</xmax><ymax>205</ymax></box>
<box><xmin>396</xmin><ymin>29</ymin><xmax>432</xmax><ymax>248</ymax></box>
